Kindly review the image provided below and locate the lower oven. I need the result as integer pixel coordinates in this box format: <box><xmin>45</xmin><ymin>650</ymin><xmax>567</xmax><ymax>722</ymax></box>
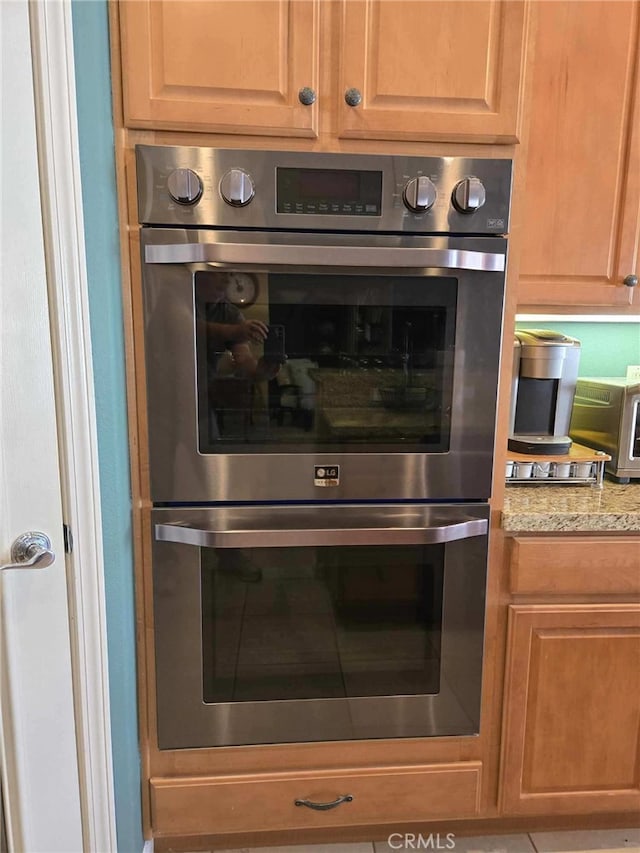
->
<box><xmin>152</xmin><ymin>503</ymin><xmax>488</xmax><ymax>749</ymax></box>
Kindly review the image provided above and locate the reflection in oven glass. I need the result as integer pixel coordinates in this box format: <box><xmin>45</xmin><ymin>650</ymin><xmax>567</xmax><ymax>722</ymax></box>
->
<box><xmin>195</xmin><ymin>271</ymin><xmax>456</xmax><ymax>453</ymax></box>
<box><xmin>201</xmin><ymin>546</ymin><xmax>443</xmax><ymax>704</ymax></box>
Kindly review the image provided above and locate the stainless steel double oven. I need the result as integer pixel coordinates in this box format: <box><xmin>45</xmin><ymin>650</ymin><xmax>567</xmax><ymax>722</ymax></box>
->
<box><xmin>137</xmin><ymin>146</ymin><xmax>512</xmax><ymax>749</ymax></box>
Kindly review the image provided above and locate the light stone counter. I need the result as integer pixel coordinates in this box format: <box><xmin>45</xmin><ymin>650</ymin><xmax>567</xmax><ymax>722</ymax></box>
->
<box><xmin>502</xmin><ymin>481</ymin><xmax>640</xmax><ymax>533</ymax></box>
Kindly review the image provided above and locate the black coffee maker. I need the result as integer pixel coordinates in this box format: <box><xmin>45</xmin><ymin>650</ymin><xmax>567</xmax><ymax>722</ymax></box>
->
<box><xmin>508</xmin><ymin>329</ymin><xmax>581</xmax><ymax>455</ymax></box>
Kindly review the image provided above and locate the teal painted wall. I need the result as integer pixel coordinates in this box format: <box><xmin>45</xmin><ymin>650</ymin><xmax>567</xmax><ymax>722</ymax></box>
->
<box><xmin>71</xmin><ymin>2</ymin><xmax>143</xmax><ymax>851</ymax></box>
<box><xmin>515</xmin><ymin>322</ymin><xmax>640</xmax><ymax>377</ymax></box>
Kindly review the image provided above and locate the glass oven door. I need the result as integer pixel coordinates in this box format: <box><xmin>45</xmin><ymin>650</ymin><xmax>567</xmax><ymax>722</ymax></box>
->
<box><xmin>152</xmin><ymin>503</ymin><xmax>489</xmax><ymax>750</ymax></box>
<box><xmin>142</xmin><ymin>229</ymin><xmax>507</xmax><ymax>502</ymax></box>
<box><xmin>194</xmin><ymin>270</ymin><xmax>457</xmax><ymax>453</ymax></box>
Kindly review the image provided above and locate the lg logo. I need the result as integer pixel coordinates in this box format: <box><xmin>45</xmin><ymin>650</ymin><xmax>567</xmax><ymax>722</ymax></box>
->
<box><xmin>316</xmin><ymin>466</ymin><xmax>338</xmax><ymax>479</ymax></box>
<box><xmin>314</xmin><ymin>465</ymin><xmax>340</xmax><ymax>485</ymax></box>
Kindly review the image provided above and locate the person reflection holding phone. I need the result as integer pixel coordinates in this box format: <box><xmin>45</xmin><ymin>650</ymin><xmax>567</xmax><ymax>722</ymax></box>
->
<box><xmin>206</xmin><ymin>302</ymin><xmax>282</xmax><ymax>383</ymax></box>
<box><xmin>205</xmin><ymin>279</ymin><xmax>285</xmax><ymax>442</ymax></box>
<box><xmin>205</xmin><ymin>279</ymin><xmax>285</xmax><ymax>582</ymax></box>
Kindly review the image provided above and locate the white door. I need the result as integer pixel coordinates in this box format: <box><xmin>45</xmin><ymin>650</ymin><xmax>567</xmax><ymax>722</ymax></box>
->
<box><xmin>0</xmin><ymin>2</ymin><xmax>99</xmax><ymax>850</ymax></box>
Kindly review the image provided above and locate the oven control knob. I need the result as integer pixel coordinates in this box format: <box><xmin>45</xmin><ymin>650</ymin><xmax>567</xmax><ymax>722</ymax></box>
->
<box><xmin>452</xmin><ymin>177</ymin><xmax>486</xmax><ymax>214</ymax></box>
<box><xmin>167</xmin><ymin>168</ymin><xmax>203</xmax><ymax>205</ymax></box>
<box><xmin>220</xmin><ymin>169</ymin><xmax>255</xmax><ymax>207</ymax></box>
<box><xmin>403</xmin><ymin>176</ymin><xmax>437</xmax><ymax>213</ymax></box>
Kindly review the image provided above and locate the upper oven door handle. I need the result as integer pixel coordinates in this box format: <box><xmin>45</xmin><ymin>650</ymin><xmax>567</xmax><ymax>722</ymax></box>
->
<box><xmin>144</xmin><ymin>243</ymin><xmax>506</xmax><ymax>272</ymax></box>
<box><xmin>154</xmin><ymin>518</ymin><xmax>488</xmax><ymax>548</ymax></box>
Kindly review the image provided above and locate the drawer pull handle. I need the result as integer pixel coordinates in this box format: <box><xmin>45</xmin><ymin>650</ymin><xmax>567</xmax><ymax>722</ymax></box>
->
<box><xmin>294</xmin><ymin>794</ymin><xmax>354</xmax><ymax>811</ymax></box>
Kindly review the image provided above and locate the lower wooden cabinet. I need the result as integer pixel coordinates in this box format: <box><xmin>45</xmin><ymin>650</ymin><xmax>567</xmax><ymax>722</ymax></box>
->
<box><xmin>500</xmin><ymin>603</ymin><xmax>640</xmax><ymax>815</ymax></box>
<box><xmin>150</xmin><ymin>761</ymin><xmax>482</xmax><ymax>837</ymax></box>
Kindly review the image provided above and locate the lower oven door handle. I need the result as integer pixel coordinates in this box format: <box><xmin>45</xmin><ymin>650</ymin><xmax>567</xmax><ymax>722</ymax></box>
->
<box><xmin>144</xmin><ymin>243</ymin><xmax>505</xmax><ymax>273</ymax></box>
<box><xmin>154</xmin><ymin>518</ymin><xmax>488</xmax><ymax>548</ymax></box>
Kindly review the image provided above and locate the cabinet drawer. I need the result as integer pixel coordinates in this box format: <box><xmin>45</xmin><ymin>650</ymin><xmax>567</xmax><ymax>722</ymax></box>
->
<box><xmin>510</xmin><ymin>537</ymin><xmax>640</xmax><ymax>595</ymax></box>
<box><xmin>151</xmin><ymin>761</ymin><xmax>482</xmax><ymax>837</ymax></box>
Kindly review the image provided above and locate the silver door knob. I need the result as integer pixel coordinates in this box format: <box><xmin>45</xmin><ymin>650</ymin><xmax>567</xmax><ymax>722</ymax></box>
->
<box><xmin>0</xmin><ymin>532</ymin><xmax>55</xmax><ymax>571</ymax></box>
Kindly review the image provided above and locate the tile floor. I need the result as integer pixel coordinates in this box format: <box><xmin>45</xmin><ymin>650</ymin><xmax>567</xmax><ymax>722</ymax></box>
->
<box><xmin>213</xmin><ymin>828</ymin><xmax>640</xmax><ymax>853</ymax></box>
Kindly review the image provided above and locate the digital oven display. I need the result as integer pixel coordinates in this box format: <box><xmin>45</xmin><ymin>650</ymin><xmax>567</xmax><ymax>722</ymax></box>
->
<box><xmin>276</xmin><ymin>167</ymin><xmax>382</xmax><ymax>216</ymax></box>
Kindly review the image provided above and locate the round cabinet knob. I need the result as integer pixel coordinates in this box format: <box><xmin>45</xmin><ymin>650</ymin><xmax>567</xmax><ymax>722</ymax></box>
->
<box><xmin>403</xmin><ymin>176</ymin><xmax>437</xmax><ymax>213</ymax></box>
<box><xmin>298</xmin><ymin>87</ymin><xmax>316</xmax><ymax>106</ymax></box>
<box><xmin>344</xmin><ymin>88</ymin><xmax>362</xmax><ymax>107</ymax></box>
<box><xmin>220</xmin><ymin>168</ymin><xmax>255</xmax><ymax>207</ymax></box>
<box><xmin>167</xmin><ymin>168</ymin><xmax>203</xmax><ymax>205</ymax></box>
<box><xmin>452</xmin><ymin>176</ymin><xmax>486</xmax><ymax>214</ymax></box>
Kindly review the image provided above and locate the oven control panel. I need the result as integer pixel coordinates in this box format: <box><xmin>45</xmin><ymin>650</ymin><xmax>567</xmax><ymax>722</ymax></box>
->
<box><xmin>276</xmin><ymin>166</ymin><xmax>382</xmax><ymax>216</ymax></box>
<box><xmin>137</xmin><ymin>146</ymin><xmax>512</xmax><ymax>234</ymax></box>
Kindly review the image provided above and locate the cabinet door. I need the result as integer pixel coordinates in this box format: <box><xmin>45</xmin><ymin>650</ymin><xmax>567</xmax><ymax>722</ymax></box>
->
<box><xmin>337</xmin><ymin>0</ymin><xmax>529</xmax><ymax>143</ymax></box>
<box><xmin>119</xmin><ymin>0</ymin><xmax>319</xmax><ymax>137</ymax></box>
<box><xmin>517</xmin><ymin>1</ymin><xmax>640</xmax><ymax>309</ymax></box>
<box><xmin>500</xmin><ymin>604</ymin><xmax>640</xmax><ymax>816</ymax></box>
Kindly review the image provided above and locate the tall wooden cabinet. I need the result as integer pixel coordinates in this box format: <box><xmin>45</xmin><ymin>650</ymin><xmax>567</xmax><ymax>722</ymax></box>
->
<box><xmin>517</xmin><ymin>1</ymin><xmax>640</xmax><ymax>309</ymax></box>
<box><xmin>118</xmin><ymin>0</ymin><xmax>529</xmax><ymax>144</ymax></box>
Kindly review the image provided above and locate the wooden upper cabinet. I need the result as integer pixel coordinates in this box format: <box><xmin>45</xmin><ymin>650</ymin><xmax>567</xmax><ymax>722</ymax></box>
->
<box><xmin>117</xmin><ymin>0</ymin><xmax>530</xmax><ymax>144</ymax></box>
<box><xmin>518</xmin><ymin>1</ymin><xmax>640</xmax><ymax>309</ymax></box>
<box><xmin>500</xmin><ymin>604</ymin><xmax>640</xmax><ymax>816</ymax></box>
<box><xmin>118</xmin><ymin>0</ymin><xmax>320</xmax><ymax>137</ymax></box>
<box><xmin>337</xmin><ymin>0</ymin><xmax>530</xmax><ymax>143</ymax></box>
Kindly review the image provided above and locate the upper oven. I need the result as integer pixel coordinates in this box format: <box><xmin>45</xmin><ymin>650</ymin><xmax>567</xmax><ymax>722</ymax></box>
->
<box><xmin>136</xmin><ymin>146</ymin><xmax>512</xmax><ymax>504</ymax></box>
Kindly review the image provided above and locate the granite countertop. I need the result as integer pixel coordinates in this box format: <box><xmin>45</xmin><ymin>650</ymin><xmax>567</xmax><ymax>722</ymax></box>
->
<box><xmin>502</xmin><ymin>481</ymin><xmax>640</xmax><ymax>533</ymax></box>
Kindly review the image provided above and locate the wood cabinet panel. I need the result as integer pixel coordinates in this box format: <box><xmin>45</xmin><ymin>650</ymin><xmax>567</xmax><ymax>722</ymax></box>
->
<box><xmin>338</xmin><ymin>0</ymin><xmax>529</xmax><ymax>143</ymax></box>
<box><xmin>150</xmin><ymin>761</ymin><xmax>482</xmax><ymax>837</ymax></box>
<box><xmin>510</xmin><ymin>537</ymin><xmax>640</xmax><ymax>596</ymax></box>
<box><xmin>518</xmin><ymin>1</ymin><xmax>640</xmax><ymax>308</ymax></box>
<box><xmin>119</xmin><ymin>0</ymin><xmax>319</xmax><ymax>136</ymax></box>
<box><xmin>117</xmin><ymin>0</ymin><xmax>529</xmax><ymax>144</ymax></box>
<box><xmin>500</xmin><ymin>604</ymin><xmax>640</xmax><ymax>815</ymax></box>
